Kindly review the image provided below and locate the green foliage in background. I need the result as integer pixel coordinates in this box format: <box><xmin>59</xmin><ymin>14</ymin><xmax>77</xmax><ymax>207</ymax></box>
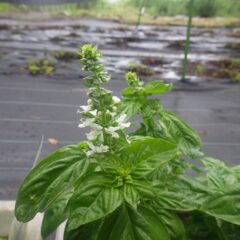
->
<box><xmin>0</xmin><ymin>0</ymin><xmax>239</xmax><ymax>17</ymax></box>
<box><xmin>15</xmin><ymin>45</ymin><xmax>240</xmax><ymax>240</ymax></box>
<box><xmin>126</xmin><ymin>0</ymin><xmax>240</xmax><ymax>17</ymax></box>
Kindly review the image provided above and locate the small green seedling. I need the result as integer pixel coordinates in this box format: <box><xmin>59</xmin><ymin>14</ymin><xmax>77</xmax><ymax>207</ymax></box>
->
<box><xmin>27</xmin><ymin>59</ymin><xmax>56</xmax><ymax>75</ymax></box>
<box><xmin>196</xmin><ymin>64</ymin><xmax>206</xmax><ymax>75</ymax></box>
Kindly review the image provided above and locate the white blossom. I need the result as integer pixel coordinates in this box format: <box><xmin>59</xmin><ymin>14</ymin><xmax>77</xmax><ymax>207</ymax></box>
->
<box><xmin>86</xmin><ymin>142</ymin><xmax>109</xmax><ymax>156</ymax></box>
<box><xmin>106</xmin><ymin>109</ymin><xmax>115</xmax><ymax>116</ymax></box>
<box><xmin>78</xmin><ymin>118</ymin><xmax>94</xmax><ymax>128</ymax></box>
<box><xmin>78</xmin><ymin>118</ymin><xmax>102</xmax><ymax>130</ymax></box>
<box><xmin>105</xmin><ymin>126</ymin><xmax>120</xmax><ymax>139</ymax></box>
<box><xmin>112</xmin><ymin>96</ymin><xmax>121</xmax><ymax>104</ymax></box>
<box><xmin>77</xmin><ymin>105</ymin><xmax>92</xmax><ymax>114</ymax></box>
<box><xmin>89</xmin><ymin>109</ymin><xmax>97</xmax><ymax>116</ymax></box>
<box><xmin>80</xmin><ymin>105</ymin><xmax>91</xmax><ymax>112</ymax></box>
<box><xmin>116</xmin><ymin>114</ymin><xmax>131</xmax><ymax>129</ymax></box>
<box><xmin>86</xmin><ymin>130</ymin><xmax>99</xmax><ymax>140</ymax></box>
<box><xmin>87</xmin><ymin>88</ymin><xmax>96</xmax><ymax>96</ymax></box>
<box><xmin>93</xmin><ymin>123</ymin><xmax>103</xmax><ymax>130</ymax></box>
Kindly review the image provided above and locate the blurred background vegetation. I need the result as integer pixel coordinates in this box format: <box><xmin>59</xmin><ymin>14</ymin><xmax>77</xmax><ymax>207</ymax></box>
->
<box><xmin>0</xmin><ymin>0</ymin><xmax>239</xmax><ymax>26</ymax></box>
<box><xmin>128</xmin><ymin>0</ymin><xmax>240</xmax><ymax>17</ymax></box>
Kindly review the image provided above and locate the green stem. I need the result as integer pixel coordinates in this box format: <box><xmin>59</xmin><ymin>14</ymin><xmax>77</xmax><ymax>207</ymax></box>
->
<box><xmin>181</xmin><ymin>0</ymin><xmax>194</xmax><ymax>82</ymax></box>
<box><xmin>136</xmin><ymin>0</ymin><xmax>147</xmax><ymax>31</ymax></box>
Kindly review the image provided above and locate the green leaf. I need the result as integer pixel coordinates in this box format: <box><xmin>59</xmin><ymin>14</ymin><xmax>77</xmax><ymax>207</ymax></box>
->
<box><xmin>96</xmin><ymin>204</ymin><xmax>170</xmax><ymax>240</ymax></box>
<box><xmin>118</xmin><ymin>137</ymin><xmax>177</xmax><ymax>177</ymax></box>
<box><xmin>67</xmin><ymin>172</ymin><xmax>123</xmax><ymax>231</ymax></box>
<box><xmin>200</xmin><ymin>157</ymin><xmax>239</xmax><ymax>190</ymax></box>
<box><xmin>41</xmin><ymin>191</ymin><xmax>72</xmax><ymax>238</ymax></box>
<box><xmin>201</xmin><ymin>184</ymin><xmax>240</xmax><ymax>225</ymax></box>
<box><xmin>121</xmin><ymin>87</ymin><xmax>136</xmax><ymax>97</ymax></box>
<box><xmin>141</xmin><ymin>99</ymin><xmax>163</xmax><ymax>121</ymax></box>
<box><xmin>119</xmin><ymin>99</ymin><xmax>142</xmax><ymax>119</ymax></box>
<box><xmin>221</xmin><ymin>221</ymin><xmax>240</xmax><ymax>240</ymax></box>
<box><xmin>97</xmin><ymin>138</ymin><xmax>177</xmax><ymax>178</ymax></box>
<box><xmin>121</xmin><ymin>87</ymin><xmax>144</xmax><ymax>98</ymax></box>
<box><xmin>123</xmin><ymin>184</ymin><xmax>139</xmax><ymax>209</ymax></box>
<box><xmin>150</xmin><ymin>206</ymin><xmax>186</xmax><ymax>240</ymax></box>
<box><xmin>144</xmin><ymin>81</ymin><xmax>172</xmax><ymax>95</ymax></box>
<box><xmin>15</xmin><ymin>145</ymin><xmax>88</xmax><ymax>222</ymax></box>
<box><xmin>133</xmin><ymin>179</ymin><xmax>157</xmax><ymax>199</ymax></box>
<box><xmin>64</xmin><ymin>219</ymin><xmax>102</xmax><ymax>240</ymax></box>
<box><xmin>95</xmin><ymin>152</ymin><xmax>122</xmax><ymax>174</ymax></box>
<box><xmin>155</xmin><ymin>176</ymin><xmax>210</xmax><ymax>211</ymax></box>
<box><xmin>185</xmin><ymin>212</ymin><xmax>225</xmax><ymax>240</ymax></box>
<box><xmin>158</xmin><ymin>111</ymin><xmax>202</xmax><ymax>158</ymax></box>
<box><xmin>155</xmin><ymin>191</ymin><xmax>196</xmax><ymax>211</ymax></box>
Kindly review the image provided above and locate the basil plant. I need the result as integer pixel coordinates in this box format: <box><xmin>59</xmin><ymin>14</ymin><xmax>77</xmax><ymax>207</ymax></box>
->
<box><xmin>15</xmin><ymin>45</ymin><xmax>240</xmax><ymax>240</ymax></box>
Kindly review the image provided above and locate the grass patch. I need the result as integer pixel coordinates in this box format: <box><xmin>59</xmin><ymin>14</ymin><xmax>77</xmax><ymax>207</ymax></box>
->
<box><xmin>185</xmin><ymin>59</ymin><xmax>240</xmax><ymax>82</ymax></box>
<box><xmin>141</xmin><ymin>57</ymin><xmax>167</xmax><ymax>66</ymax></box>
<box><xmin>128</xmin><ymin>62</ymin><xmax>155</xmax><ymax>76</ymax></box>
<box><xmin>26</xmin><ymin>59</ymin><xmax>56</xmax><ymax>75</ymax></box>
<box><xmin>228</xmin><ymin>31</ymin><xmax>240</xmax><ymax>38</ymax></box>
<box><xmin>225</xmin><ymin>42</ymin><xmax>240</xmax><ymax>50</ymax></box>
<box><xmin>52</xmin><ymin>50</ymin><xmax>79</xmax><ymax>61</ymax></box>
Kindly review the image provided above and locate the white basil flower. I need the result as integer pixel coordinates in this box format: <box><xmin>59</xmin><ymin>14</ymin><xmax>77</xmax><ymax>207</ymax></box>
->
<box><xmin>86</xmin><ymin>142</ymin><xmax>109</xmax><ymax>156</ymax></box>
<box><xmin>78</xmin><ymin>118</ymin><xmax>103</xmax><ymax>130</ymax></box>
<box><xmin>119</xmin><ymin>122</ymin><xmax>131</xmax><ymax>128</ymax></box>
<box><xmin>105</xmin><ymin>126</ymin><xmax>120</xmax><ymax>139</ymax></box>
<box><xmin>80</xmin><ymin>105</ymin><xmax>91</xmax><ymax>112</ymax></box>
<box><xmin>92</xmin><ymin>123</ymin><xmax>103</xmax><ymax>130</ymax></box>
<box><xmin>78</xmin><ymin>118</ymin><xmax>93</xmax><ymax>128</ymax></box>
<box><xmin>86</xmin><ymin>130</ymin><xmax>99</xmax><ymax>141</ymax></box>
<box><xmin>112</xmin><ymin>96</ymin><xmax>121</xmax><ymax>104</ymax></box>
<box><xmin>106</xmin><ymin>109</ymin><xmax>115</xmax><ymax>116</ymax></box>
<box><xmin>87</xmin><ymin>87</ymin><xmax>96</xmax><ymax>95</ymax></box>
<box><xmin>116</xmin><ymin>114</ymin><xmax>131</xmax><ymax>129</ymax></box>
<box><xmin>77</xmin><ymin>105</ymin><xmax>92</xmax><ymax>114</ymax></box>
<box><xmin>89</xmin><ymin>109</ymin><xmax>97</xmax><ymax>116</ymax></box>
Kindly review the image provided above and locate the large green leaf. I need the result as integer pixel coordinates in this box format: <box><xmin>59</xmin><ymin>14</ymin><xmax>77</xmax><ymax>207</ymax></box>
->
<box><xmin>150</xmin><ymin>206</ymin><xmax>186</xmax><ymax>240</ymax></box>
<box><xmin>157</xmin><ymin>111</ymin><xmax>202</xmax><ymax>158</ymax></box>
<box><xmin>201</xmin><ymin>184</ymin><xmax>240</xmax><ymax>225</ymax></box>
<box><xmin>220</xmin><ymin>221</ymin><xmax>240</xmax><ymax>240</ymax></box>
<box><xmin>41</xmin><ymin>191</ymin><xmax>72</xmax><ymax>238</ymax></box>
<box><xmin>64</xmin><ymin>219</ymin><xmax>102</xmax><ymax>240</ymax></box>
<box><xmin>15</xmin><ymin>145</ymin><xmax>88</xmax><ymax>222</ymax></box>
<box><xmin>156</xmin><ymin>174</ymin><xmax>240</xmax><ymax>226</ymax></box>
<box><xmin>155</xmin><ymin>176</ymin><xmax>211</xmax><ymax>211</ymax></box>
<box><xmin>144</xmin><ymin>81</ymin><xmax>172</xmax><ymax>95</ymax></box>
<box><xmin>200</xmin><ymin>157</ymin><xmax>239</xmax><ymax>190</ymax></box>
<box><xmin>95</xmin><ymin>152</ymin><xmax>122</xmax><ymax>174</ymax></box>
<box><xmin>119</xmin><ymin>137</ymin><xmax>177</xmax><ymax>177</ymax></box>
<box><xmin>97</xmin><ymin>204</ymin><xmax>170</xmax><ymax>240</ymax></box>
<box><xmin>96</xmin><ymin>138</ymin><xmax>177</xmax><ymax>178</ymax></box>
<box><xmin>185</xmin><ymin>212</ymin><xmax>225</xmax><ymax>240</ymax></box>
<box><xmin>67</xmin><ymin>172</ymin><xmax>123</xmax><ymax>231</ymax></box>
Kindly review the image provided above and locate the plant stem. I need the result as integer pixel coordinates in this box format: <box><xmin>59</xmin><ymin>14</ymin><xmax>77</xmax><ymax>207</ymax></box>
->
<box><xmin>136</xmin><ymin>0</ymin><xmax>147</xmax><ymax>32</ymax></box>
<box><xmin>181</xmin><ymin>0</ymin><xmax>194</xmax><ymax>82</ymax></box>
